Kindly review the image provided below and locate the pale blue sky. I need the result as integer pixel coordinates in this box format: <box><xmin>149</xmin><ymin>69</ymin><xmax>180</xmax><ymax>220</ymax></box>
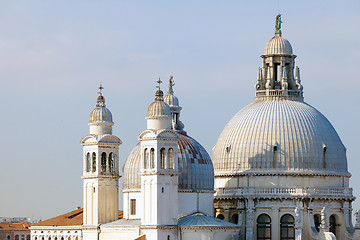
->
<box><xmin>0</xmin><ymin>1</ymin><xmax>359</xmax><ymax>221</ymax></box>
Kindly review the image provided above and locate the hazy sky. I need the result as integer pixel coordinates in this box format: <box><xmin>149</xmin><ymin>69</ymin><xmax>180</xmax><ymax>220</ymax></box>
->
<box><xmin>0</xmin><ymin>1</ymin><xmax>359</xmax><ymax>221</ymax></box>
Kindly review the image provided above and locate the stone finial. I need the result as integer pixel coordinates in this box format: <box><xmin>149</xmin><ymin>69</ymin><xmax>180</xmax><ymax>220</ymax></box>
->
<box><xmin>295</xmin><ymin>66</ymin><xmax>303</xmax><ymax>91</ymax></box>
<box><xmin>355</xmin><ymin>210</ymin><xmax>360</xmax><ymax>228</ymax></box>
<box><xmin>256</xmin><ymin>67</ymin><xmax>263</xmax><ymax>90</ymax></box>
<box><xmin>265</xmin><ymin>67</ymin><xmax>271</xmax><ymax>90</ymax></box>
<box><xmin>282</xmin><ymin>66</ymin><xmax>289</xmax><ymax>94</ymax></box>
<box><xmin>320</xmin><ymin>207</ymin><xmax>328</xmax><ymax>229</ymax></box>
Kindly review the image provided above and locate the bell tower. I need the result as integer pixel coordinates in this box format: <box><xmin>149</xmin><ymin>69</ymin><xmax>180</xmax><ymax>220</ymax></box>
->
<box><xmin>139</xmin><ymin>80</ymin><xmax>179</xmax><ymax>239</ymax></box>
<box><xmin>81</xmin><ymin>85</ymin><xmax>122</xmax><ymax>240</ymax></box>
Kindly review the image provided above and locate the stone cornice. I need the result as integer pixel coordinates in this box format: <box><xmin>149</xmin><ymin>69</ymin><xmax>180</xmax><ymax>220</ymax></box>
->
<box><xmin>214</xmin><ymin>171</ymin><xmax>351</xmax><ymax>178</ymax></box>
<box><xmin>215</xmin><ymin>187</ymin><xmax>355</xmax><ymax>201</ymax></box>
<box><xmin>121</xmin><ymin>189</ymin><xmax>215</xmax><ymax>193</ymax></box>
<box><xmin>140</xmin><ymin>225</ymin><xmax>178</xmax><ymax>230</ymax></box>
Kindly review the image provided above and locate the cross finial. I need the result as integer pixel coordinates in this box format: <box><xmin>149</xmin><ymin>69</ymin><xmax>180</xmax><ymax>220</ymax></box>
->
<box><xmin>98</xmin><ymin>84</ymin><xmax>104</xmax><ymax>95</ymax></box>
<box><xmin>156</xmin><ymin>77</ymin><xmax>162</xmax><ymax>90</ymax></box>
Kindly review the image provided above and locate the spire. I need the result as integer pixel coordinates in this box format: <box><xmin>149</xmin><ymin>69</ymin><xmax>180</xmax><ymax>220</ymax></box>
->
<box><xmin>275</xmin><ymin>14</ymin><xmax>282</xmax><ymax>36</ymax></box>
<box><xmin>96</xmin><ymin>84</ymin><xmax>106</xmax><ymax>107</ymax></box>
<box><xmin>295</xmin><ymin>66</ymin><xmax>303</xmax><ymax>91</ymax></box>
<box><xmin>155</xmin><ymin>78</ymin><xmax>164</xmax><ymax>101</ymax></box>
<box><xmin>256</xmin><ymin>67</ymin><xmax>263</xmax><ymax>90</ymax></box>
<box><xmin>281</xmin><ymin>66</ymin><xmax>289</xmax><ymax>94</ymax></box>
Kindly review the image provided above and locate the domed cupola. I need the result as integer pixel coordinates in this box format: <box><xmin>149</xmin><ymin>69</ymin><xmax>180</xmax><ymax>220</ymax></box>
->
<box><xmin>164</xmin><ymin>76</ymin><xmax>185</xmax><ymax>131</ymax></box>
<box><xmin>264</xmin><ymin>29</ymin><xmax>293</xmax><ymax>55</ymax></box>
<box><xmin>212</xmin><ymin>15</ymin><xmax>348</xmax><ymax>175</ymax></box>
<box><xmin>146</xmin><ymin>89</ymin><xmax>172</xmax><ymax>118</ymax></box>
<box><xmin>123</xmin><ymin>76</ymin><xmax>214</xmax><ymax>192</ymax></box>
<box><xmin>164</xmin><ymin>76</ymin><xmax>181</xmax><ymax>110</ymax></box>
<box><xmin>255</xmin><ymin>14</ymin><xmax>303</xmax><ymax>102</ymax></box>
<box><xmin>88</xmin><ymin>85</ymin><xmax>114</xmax><ymax>135</ymax></box>
<box><xmin>145</xmin><ymin>79</ymin><xmax>174</xmax><ymax>131</ymax></box>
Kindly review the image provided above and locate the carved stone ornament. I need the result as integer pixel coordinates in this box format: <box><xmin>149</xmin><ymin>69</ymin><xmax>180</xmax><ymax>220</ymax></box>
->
<box><xmin>355</xmin><ymin>209</ymin><xmax>360</xmax><ymax>228</ymax></box>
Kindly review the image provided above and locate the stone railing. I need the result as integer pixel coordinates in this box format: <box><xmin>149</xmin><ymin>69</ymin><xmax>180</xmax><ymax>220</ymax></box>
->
<box><xmin>255</xmin><ymin>89</ymin><xmax>303</xmax><ymax>101</ymax></box>
<box><xmin>215</xmin><ymin>187</ymin><xmax>353</xmax><ymax>198</ymax></box>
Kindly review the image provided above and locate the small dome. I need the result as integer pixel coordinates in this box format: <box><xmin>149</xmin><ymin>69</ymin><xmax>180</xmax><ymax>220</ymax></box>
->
<box><xmin>164</xmin><ymin>94</ymin><xmax>180</xmax><ymax>108</ymax></box>
<box><xmin>89</xmin><ymin>107</ymin><xmax>113</xmax><ymax>124</ymax></box>
<box><xmin>89</xmin><ymin>94</ymin><xmax>113</xmax><ymax>124</ymax></box>
<box><xmin>264</xmin><ymin>35</ymin><xmax>293</xmax><ymax>55</ymax></box>
<box><xmin>123</xmin><ymin>133</ymin><xmax>214</xmax><ymax>190</ymax></box>
<box><xmin>146</xmin><ymin>89</ymin><xmax>172</xmax><ymax>118</ymax></box>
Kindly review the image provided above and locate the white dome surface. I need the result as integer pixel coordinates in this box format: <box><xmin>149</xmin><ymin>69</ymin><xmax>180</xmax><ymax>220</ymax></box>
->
<box><xmin>264</xmin><ymin>35</ymin><xmax>293</xmax><ymax>55</ymax></box>
<box><xmin>212</xmin><ymin>100</ymin><xmax>348</xmax><ymax>174</ymax></box>
<box><xmin>123</xmin><ymin>133</ymin><xmax>214</xmax><ymax>190</ymax></box>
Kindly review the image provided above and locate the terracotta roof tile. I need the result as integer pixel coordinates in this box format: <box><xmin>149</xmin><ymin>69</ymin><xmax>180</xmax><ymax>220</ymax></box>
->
<box><xmin>32</xmin><ymin>208</ymin><xmax>123</xmax><ymax>227</ymax></box>
<box><xmin>135</xmin><ymin>235</ymin><xmax>145</xmax><ymax>240</ymax></box>
<box><xmin>0</xmin><ymin>223</ymin><xmax>30</xmax><ymax>231</ymax></box>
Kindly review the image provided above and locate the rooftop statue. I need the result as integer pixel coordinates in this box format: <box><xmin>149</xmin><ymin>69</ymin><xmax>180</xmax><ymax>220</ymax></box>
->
<box><xmin>276</xmin><ymin>14</ymin><xmax>282</xmax><ymax>34</ymax></box>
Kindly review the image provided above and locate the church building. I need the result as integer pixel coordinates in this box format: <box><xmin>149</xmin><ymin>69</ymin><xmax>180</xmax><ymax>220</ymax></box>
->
<box><xmin>30</xmin><ymin>15</ymin><xmax>360</xmax><ymax>240</ymax></box>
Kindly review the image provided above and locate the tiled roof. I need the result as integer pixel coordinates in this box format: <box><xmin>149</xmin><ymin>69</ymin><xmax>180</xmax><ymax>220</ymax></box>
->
<box><xmin>135</xmin><ymin>235</ymin><xmax>145</xmax><ymax>240</ymax></box>
<box><xmin>0</xmin><ymin>223</ymin><xmax>30</xmax><ymax>231</ymax></box>
<box><xmin>32</xmin><ymin>208</ymin><xmax>123</xmax><ymax>227</ymax></box>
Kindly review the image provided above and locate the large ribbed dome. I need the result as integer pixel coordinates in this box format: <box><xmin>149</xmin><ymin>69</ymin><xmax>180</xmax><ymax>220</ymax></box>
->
<box><xmin>123</xmin><ymin>132</ymin><xmax>214</xmax><ymax>190</ymax></box>
<box><xmin>212</xmin><ymin>100</ymin><xmax>348</xmax><ymax>174</ymax></box>
<box><xmin>264</xmin><ymin>35</ymin><xmax>293</xmax><ymax>55</ymax></box>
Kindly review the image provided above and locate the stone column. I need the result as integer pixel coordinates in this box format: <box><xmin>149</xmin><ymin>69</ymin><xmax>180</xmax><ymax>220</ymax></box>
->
<box><xmin>271</xmin><ymin>206</ymin><xmax>279</xmax><ymax>240</ymax></box>
<box><xmin>223</xmin><ymin>207</ymin><xmax>230</xmax><ymax>222</ymax></box>
<box><xmin>245</xmin><ymin>199</ymin><xmax>255</xmax><ymax>240</ymax></box>
<box><xmin>294</xmin><ymin>205</ymin><xmax>303</xmax><ymax>240</ymax></box>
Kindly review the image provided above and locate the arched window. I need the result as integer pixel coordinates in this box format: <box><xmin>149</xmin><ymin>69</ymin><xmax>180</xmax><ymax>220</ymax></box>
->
<box><xmin>7</xmin><ymin>236</ymin><xmax>11</xmax><ymax>240</ymax></box>
<box><xmin>231</xmin><ymin>214</ymin><xmax>238</xmax><ymax>224</ymax></box>
<box><xmin>280</xmin><ymin>214</ymin><xmax>295</xmax><ymax>240</ymax></box>
<box><xmin>167</xmin><ymin>236</ymin><xmax>170</xmax><ymax>240</ymax></box>
<box><xmin>168</xmin><ymin>148</ymin><xmax>174</xmax><ymax>169</ymax></box>
<box><xmin>48</xmin><ymin>237</ymin><xmax>51</xmax><ymax>240</ymax></box>
<box><xmin>15</xmin><ymin>236</ymin><xmax>19</xmax><ymax>240</ymax></box>
<box><xmin>329</xmin><ymin>215</ymin><xmax>337</xmax><ymax>236</ymax></box>
<box><xmin>108</xmin><ymin>152</ymin><xmax>114</xmax><ymax>172</ymax></box>
<box><xmin>216</xmin><ymin>214</ymin><xmax>224</xmax><ymax>220</ymax></box>
<box><xmin>92</xmin><ymin>152</ymin><xmax>96</xmax><ymax>172</ymax></box>
<box><xmin>27</xmin><ymin>235</ymin><xmax>30</xmax><ymax>240</ymax></box>
<box><xmin>314</xmin><ymin>214</ymin><xmax>320</xmax><ymax>232</ymax></box>
<box><xmin>86</xmin><ymin>153</ymin><xmax>91</xmax><ymax>172</ymax></box>
<box><xmin>257</xmin><ymin>214</ymin><xmax>271</xmax><ymax>240</ymax></box>
<box><xmin>160</xmin><ymin>148</ymin><xmax>166</xmax><ymax>169</ymax></box>
<box><xmin>101</xmin><ymin>152</ymin><xmax>107</xmax><ymax>172</ymax></box>
<box><xmin>150</xmin><ymin>148</ymin><xmax>155</xmax><ymax>168</ymax></box>
<box><xmin>144</xmin><ymin>148</ymin><xmax>148</xmax><ymax>169</ymax></box>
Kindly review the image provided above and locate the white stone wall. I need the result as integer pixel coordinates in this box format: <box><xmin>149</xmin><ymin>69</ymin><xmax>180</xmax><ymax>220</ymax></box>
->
<box><xmin>178</xmin><ymin>192</ymin><xmax>214</xmax><ymax>217</ymax></box>
<box><xmin>122</xmin><ymin>191</ymin><xmax>142</xmax><ymax>219</ymax></box>
<box><xmin>179</xmin><ymin>228</ymin><xmax>240</xmax><ymax>240</ymax></box>
<box><xmin>99</xmin><ymin>227</ymin><xmax>139</xmax><ymax>240</ymax></box>
<box><xmin>31</xmin><ymin>227</ymin><xmax>82</xmax><ymax>240</ymax></box>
